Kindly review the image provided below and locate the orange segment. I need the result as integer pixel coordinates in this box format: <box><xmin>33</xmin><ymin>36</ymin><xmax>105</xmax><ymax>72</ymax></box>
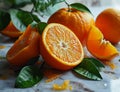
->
<box><xmin>86</xmin><ymin>25</ymin><xmax>119</xmax><ymax>60</ymax></box>
<box><xmin>1</xmin><ymin>21</ymin><xmax>22</xmax><ymax>38</ymax></box>
<box><xmin>7</xmin><ymin>25</ymin><xmax>40</xmax><ymax>66</ymax></box>
<box><xmin>40</xmin><ymin>23</ymin><xmax>84</xmax><ymax>70</ymax></box>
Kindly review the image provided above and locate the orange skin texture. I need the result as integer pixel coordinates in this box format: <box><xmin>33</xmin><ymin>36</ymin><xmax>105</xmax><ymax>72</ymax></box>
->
<box><xmin>96</xmin><ymin>8</ymin><xmax>120</xmax><ymax>44</ymax></box>
<box><xmin>40</xmin><ymin>23</ymin><xmax>84</xmax><ymax>70</ymax></box>
<box><xmin>7</xmin><ymin>25</ymin><xmax>40</xmax><ymax>66</ymax></box>
<box><xmin>48</xmin><ymin>8</ymin><xmax>95</xmax><ymax>45</ymax></box>
<box><xmin>1</xmin><ymin>21</ymin><xmax>23</xmax><ymax>38</ymax></box>
<box><xmin>86</xmin><ymin>25</ymin><xmax>119</xmax><ymax>60</ymax></box>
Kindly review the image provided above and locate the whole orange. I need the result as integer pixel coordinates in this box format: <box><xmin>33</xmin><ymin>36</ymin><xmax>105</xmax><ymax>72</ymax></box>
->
<box><xmin>96</xmin><ymin>8</ymin><xmax>120</xmax><ymax>44</ymax></box>
<box><xmin>48</xmin><ymin>8</ymin><xmax>95</xmax><ymax>45</ymax></box>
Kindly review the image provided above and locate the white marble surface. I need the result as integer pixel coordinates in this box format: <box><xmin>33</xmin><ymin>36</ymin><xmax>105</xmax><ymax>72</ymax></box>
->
<box><xmin>0</xmin><ymin>30</ymin><xmax>120</xmax><ymax>92</ymax></box>
<box><xmin>0</xmin><ymin>3</ymin><xmax>120</xmax><ymax>92</ymax></box>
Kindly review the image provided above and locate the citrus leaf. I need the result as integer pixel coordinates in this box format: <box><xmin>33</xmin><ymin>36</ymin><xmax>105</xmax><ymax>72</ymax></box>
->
<box><xmin>70</xmin><ymin>3</ymin><xmax>92</xmax><ymax>14</ymax></box>
<box><xmin>9</xmin><ymin>0</ymin><xmax>32</xmax><ymax>8</ymax></box>
<box><xmin>30</xmin><ymin>14</ymin><xmax>41</xmax><ymax>23</ymax></box>
<box><xmin>0</xmin><ymin>0</ymin><xmax>32</xmax><ymax>11</ymax></box>
<box><xmin>73</xmin><ymin>58</ymin><xmax>103</xmax><ymax>80</ymax></box>
<box><xmin>0</xmin><ymin>56</ymin><xmax>6</xmax><ymax>60</ymax></box>
<box><xmin>50</xmin><ymin>0</ymin><xmax>65</xmax><ymax>6</ymax></box>
<box><xmin>84</xmin><ymin>58</ymin><xmax>105</xmax><ymax>71</ymax></box>
<box><xmin>10</xmin><ymin>9</ymin><xmax>41</xmax><ymax>31</ymax></box>
<box><xmin>0</xmin><ymin>11</ymin><xmax>10</xmax><ymax>30</ymax></box>
<box><xmin>37</xmin><ymin>22</ymin><xmax>47</xmax><ymax>34</ymax></box>
<box><xmin>31</xmin><ymin>0</ymin><xmax>65</xmax><ymax>16</ymax></box>
<box><xmin>15</xmin><ymin>65</ymin><xmax>43</xmax><ymax>88</ymax></box>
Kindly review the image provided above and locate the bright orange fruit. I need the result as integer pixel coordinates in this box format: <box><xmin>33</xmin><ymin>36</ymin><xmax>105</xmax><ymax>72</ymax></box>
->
<box><xmin>95</xmin><ymin>8</ymin><xmax>120</xmax><ymax>44</ymax></box>
<box><xmin>48</xmin><ymin>8</ymin><xmax>95</xmax><ymax>45</ymax></box>
<box><xmin>40</xmin><ymin>23</ymin><xmax>84</xmax><ymax>70</ymax></box>
<box><xmin>86</xmin><ymin>25</ymin><xmax>119</xmax><ymax>60</ymax></box>
<box><xmin>1</xmin><ymin>21</ymin><xmax>22</xmax><ymax>38</ymax></box>
<box><xmin>7</xmin><ymin>25</ymin><xmax>40</xmax><ymax>66</ymax></box>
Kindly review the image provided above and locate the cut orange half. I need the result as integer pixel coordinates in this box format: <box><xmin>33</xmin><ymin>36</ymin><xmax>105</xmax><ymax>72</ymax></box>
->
<box><xmin>40</xmin><ymin>23</ymin><xmax>84</xmax><ymax>70</ymax></box>
<box><xmin>86</xmin><ymin>25</ymin><xmax>119</xmax><ymax>60</ymax></box>
<box><xmin>7</xmin><ymin>25</ymin><xmax>40</xmax><ymax>66</ymax></box>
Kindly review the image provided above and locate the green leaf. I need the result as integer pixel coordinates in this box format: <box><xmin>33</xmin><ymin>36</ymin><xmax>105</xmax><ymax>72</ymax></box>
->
<box><xmin>84</xmin><ymin>58</ymin><xmax>105</xmax><ymax>71</ymax></box>
<box><xmin>7</xmin><ymin>0</ymin><xmax>32</xmax><ymax>8</ymax></box>
<box><xmin>73</xmin><ymin>58</ymin><xmax>103</xmax><ymax>80</ymax></box>
<box><xmin>31</xmin><ymin>14</ymin><xmax>41</xmax><ymax>23</ymax></box>
<box><xmin>0</xmin><ymin>11</ymin><xmax>10</xmax><ymax>30</ymax></box>
<box><xmin>0</xmin><ymin>0</ymin><xmax>32</xmax><ymax>11</ymax></box>
<box><xmin>9</xmin><ymin>9</ymin><xmax>41</xmax><ymax>31</ymax></box>
<box><xmin>70</xmin><ymin>3</ymin><xmax>92</xmax><ymax>14</ymax></box>
<box><xmin>50</xmin><ymin>0</ymin><xmax>65</xmax><ymax>6</ymax></box>
<box><xmin>0</xmin><ymin>56</ymin><xmax>6</xmax><ymax>60</ymax></box>
<box><xmin>31</xmin><ymin>0</ymin><xmax>65</xmax><ymax>16</ymax></box>
<box><xmin>37</xmin><ymin>22</ymin><xmax>47</xmax><ymax>35</ymax></box>
<box><xmin>15</xmin><ymin>65</ymin><xmax>43</xmax><ymax>88</ymax></box>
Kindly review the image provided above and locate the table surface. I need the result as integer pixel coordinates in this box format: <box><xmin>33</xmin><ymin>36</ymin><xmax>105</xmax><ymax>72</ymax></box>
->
<box><xmin>0</xmin><ymin>5</ymin><xmax>120</xmax><ymax>92</ymax></box>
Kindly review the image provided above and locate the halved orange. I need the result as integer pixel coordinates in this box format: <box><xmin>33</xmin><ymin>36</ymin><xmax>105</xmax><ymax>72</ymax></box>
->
<box><xmin>40</xmin><ymin>23</ymin><xmax>84</xmax><ymax>70</ymax></box>
<box><xmin>86</xmin><ymin>25</ymin><xmax>119</xmax><ymax>60</ymax></box>
<box><xmin>7</xmin><ymin>25</ymin><xmax>40</xmax><ymax>66</ymax></box>
<box><xmin>1</xmin><ymin>21</ymin><xmax>22</xmax><ymax>38</ymax></box>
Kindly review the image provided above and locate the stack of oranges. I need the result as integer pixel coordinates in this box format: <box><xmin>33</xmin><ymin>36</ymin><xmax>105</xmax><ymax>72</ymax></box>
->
<box><xmin>5</xmin><ymin>6</ymin><xmax>119</xmax><ymax>70</ymax></box>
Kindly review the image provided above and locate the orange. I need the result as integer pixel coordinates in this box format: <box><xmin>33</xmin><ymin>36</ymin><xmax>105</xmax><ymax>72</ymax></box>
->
<box><xmin>48</xmin><ymin>8</ymin><xmax>95</xmax><ymax>45</ymax></box>
<box><xmin>1</xmin><ymin>21</ymin><xmax>22</xmax><ymax>38</ymax></box>
<box><xmin>7</xmin><ymin>24</ymin><xmax>40</xmax><ymax>66</ymax></box>
<box><xmin>52</xmin><ymin>80</ymin><xmax>71</xmax><ymax>90</ymax></box>
<box><xmin>86</xmin><ymin>25</ymin><xmax>119</xmax><ymax>60</ymax></box>
<box><xmin>95</xmin><ymin>8</ymin><xmax>120</xmax><ymax>44</ymax></box>
<box><xmin>40</xmin><ymin>23</ymin><xmax>84</xmax><ymax>70</ymax></box>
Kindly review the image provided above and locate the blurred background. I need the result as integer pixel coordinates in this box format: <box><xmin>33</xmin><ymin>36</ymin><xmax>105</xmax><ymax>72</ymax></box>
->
<box><xmin>64</xmin><ymin>0</ymin><xmax>120</xmax><ymax>18</ymax></box>
<box><xmin>70</xmin><ymin>0</ymin><xmax>120</xmax><ymax>7</ymax></box>
<box><xmin>0</xmin><ymin>0</ymin><xmax>120</xmax><ymax>20</ymax></box>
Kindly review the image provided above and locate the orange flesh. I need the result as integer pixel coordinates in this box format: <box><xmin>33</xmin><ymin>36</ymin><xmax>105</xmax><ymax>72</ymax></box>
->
<box><xmin>87</xmin><ymin>26</ymin><xmax>119</xmax><ymax>60</ymax></box>
<box><xmin>7</xmin><ymin>26</ymin><xmax>33</xmax><ymax>57</ymax></box>
<box><xmin>45</xmin><ymin>25</ymin><xmax>82</xmax><ymax>63</ymax></box>
<box><xmin>0</xmin><ymin>45</ymin><xmax>6</xmax><ymax>49</ymax></box>
<box><xmin>7</xmin><ymin>25</ymin><xmax>40</xmax><ymax>66</ymax></box>
<box><xmin>48</xmin><ymin>8</ymin><xmax>95</xmax><ymax>45</ymax></box>
<box><xmin>40</xmin><ymin>23</ymin><xmax>84</xmax><ymax>70</ymax></box>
